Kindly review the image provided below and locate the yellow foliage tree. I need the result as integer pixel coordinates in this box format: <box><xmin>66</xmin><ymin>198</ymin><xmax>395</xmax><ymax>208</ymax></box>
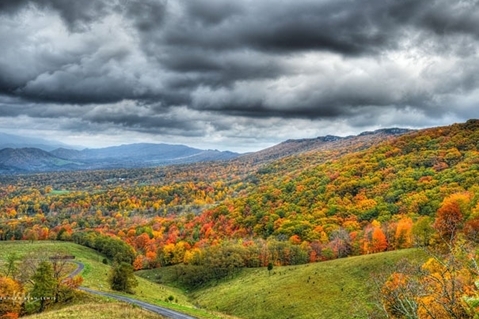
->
<box><xmin>0</xmin><ymin>276</ymin><xmax>23</xmax><ymax>319</ymax></box>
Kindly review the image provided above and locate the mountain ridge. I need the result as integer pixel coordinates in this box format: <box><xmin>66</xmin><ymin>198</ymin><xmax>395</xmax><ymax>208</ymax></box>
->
<box><xmin>0</xmin><ymin>127</ymin><xmax>414</xmax><ymax>173</ymax></box>
<box><xmin>0</xmin><ymin>143</ymin><xmax>240</xmax><ymax>173</ymax></box>
<box><xmin>0</xmin><ymin>132</ymin><xmax>76</xmax><ymax>151</ymax></box>
<box><xmin>237</xmin><ymin>127</ymin><xmax>414</xmax><ymax>165</ymax></box>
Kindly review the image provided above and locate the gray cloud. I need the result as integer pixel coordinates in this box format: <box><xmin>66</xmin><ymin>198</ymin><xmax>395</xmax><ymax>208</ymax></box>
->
<box><xmin>0</xmin><ymin>0</ymin><xmax>111</xmax><ymax>32</ymax></box>
<box><xmin>0</xmin><ymin>0</ymin><xmax>479</xmax><ymax>151</ymax></box>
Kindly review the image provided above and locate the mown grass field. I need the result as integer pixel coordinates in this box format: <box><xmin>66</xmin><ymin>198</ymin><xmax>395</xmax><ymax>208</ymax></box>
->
<box><xmin>0</xmin><ymin>241</ymin><xmax>238</xmax><ymax>319</ymax></box>
<box><xmin>139</xmin><ymin>249</ymin><xmax>428</xmax><ymax>319</ymax></box>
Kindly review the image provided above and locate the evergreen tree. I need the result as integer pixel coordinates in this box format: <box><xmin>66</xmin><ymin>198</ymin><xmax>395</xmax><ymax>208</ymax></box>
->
<box><xmin>2</xmin><ymin>252</ymin><xmax>19</xmax><ymax>279</ymax></box>
<box><xmin>30</xmin><ymin>261</ymin><xmax>56</xmax><ymax>312</ymax></box>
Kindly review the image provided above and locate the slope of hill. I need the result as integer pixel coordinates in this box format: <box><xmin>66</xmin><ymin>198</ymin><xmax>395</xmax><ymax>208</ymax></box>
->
<box><xmin>238</xmin><ymin>128</ymin><xmax>412</xmax><ymax>164</ymax></box>
<box><xmin>0</xmin><ymin>148</ymin><xmax>81</xmax><ymax>172</ymax></box>
<box><xmin>138</xmin><ymin>249</ymin><xmax>427</xmax><ymax>319</ymax></box>
<box><xmin>189</xmin><ymin>120</ymin><xmax>479</xmax><ymax>245</ymax></box>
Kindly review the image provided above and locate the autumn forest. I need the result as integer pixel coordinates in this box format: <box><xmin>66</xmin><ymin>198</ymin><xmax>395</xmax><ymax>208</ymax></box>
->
<box><xmin>2</xmin><ymin>120</ymin><xmax>479</xmax><ymax>317</ymax></box>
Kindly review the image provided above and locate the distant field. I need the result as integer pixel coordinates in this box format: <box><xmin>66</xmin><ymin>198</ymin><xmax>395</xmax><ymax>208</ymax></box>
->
<box><xmin>48</xmin><ymin>189</ymin><xmax>71</xmax><ymax>195</ymax></box>
<box><xmin>139</xmin><ymin>249</ymin><xmax>428</xmax><ymax>319</ymax></box>
<box><xmin>0</xmin><ymin>241</ymin><xmax>237</xmax><ymax>319</ymax></box>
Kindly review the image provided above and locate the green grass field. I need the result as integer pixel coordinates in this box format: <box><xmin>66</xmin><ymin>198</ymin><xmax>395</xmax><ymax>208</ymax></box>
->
<box><xmin>0</xmin><ymin>241</ymin><xmax>238</xmax><ymax>319</ymax></box>
<box><xmin>139</xmin><ymin>249</ymin><xmax>428</xmax><ymax>319</ymax></box>
<box><xmin>48</xmin><ymin>189</ymin><xmax>71</xmax><ymax>195</ymax></box>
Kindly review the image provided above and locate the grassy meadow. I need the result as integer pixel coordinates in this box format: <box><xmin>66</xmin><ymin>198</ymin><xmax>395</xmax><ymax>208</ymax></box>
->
<box><xmin>139</xmin><ymin>249</ymin><xmax>428</xmax><ymax>319</ymax></box>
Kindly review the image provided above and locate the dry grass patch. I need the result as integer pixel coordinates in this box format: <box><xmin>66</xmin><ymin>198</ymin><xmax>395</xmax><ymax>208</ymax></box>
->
<box><xmin>23</xmin><ymin>302</ymin><xmax>166</xmax><ymax>319</ymax></box>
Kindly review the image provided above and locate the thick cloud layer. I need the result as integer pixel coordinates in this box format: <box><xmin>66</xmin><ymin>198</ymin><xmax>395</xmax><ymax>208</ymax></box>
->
<box><xmin>0</xmin><ymin>0</ymin><xmax>478</xmax><ymax>151</ymax></box>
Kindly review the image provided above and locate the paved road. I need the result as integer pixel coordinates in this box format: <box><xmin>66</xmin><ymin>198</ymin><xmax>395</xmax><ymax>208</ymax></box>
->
<box><xmin>79</xmin><ymin>287</ymin><xmax>197</xmax><ymax>319</ymax></box>
<box><xmin>70</xmin><ymin>261</ymin><xmax>197</xmax><ymax>319</ymax></box>
<box><xmin>67</xmin><ymin>261</ymin><xmax>84</xmax><ymax>278</ymax></box>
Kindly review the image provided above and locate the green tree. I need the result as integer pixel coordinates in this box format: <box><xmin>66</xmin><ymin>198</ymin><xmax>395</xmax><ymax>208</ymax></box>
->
<box><xmin>412</xmin><ymin>216</ymin><xmax>434</xmax><ymax>247</ymax></box>
<box><xmin>108</xmin><ymin>262</ymin><xmax>138</xmax><ymax>294</ymax></box>
<box><xmin>2</xmin><ymin>252</ymin><xmax>20</xmax><ymax>279</ymax></box>
<box><xmin>30</xmin><ymin>261</ymin><xmax>56</xmax><ymax>312</ymax></box>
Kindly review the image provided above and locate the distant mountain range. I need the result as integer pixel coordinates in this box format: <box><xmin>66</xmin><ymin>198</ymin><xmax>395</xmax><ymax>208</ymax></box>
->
<box><xmin>0</xmin><ymin>132</ymin><xmax>240</xmax><ymax>173</ymax></box>
<box><xmin>0</xmin><ymin>132</ymin><xmax>76</xmax><ymax>151</ymax></box>
<box><xmin>0</xmin><ymin>128</ymin><xmax>413</xmax><ymax>173</ymax></box>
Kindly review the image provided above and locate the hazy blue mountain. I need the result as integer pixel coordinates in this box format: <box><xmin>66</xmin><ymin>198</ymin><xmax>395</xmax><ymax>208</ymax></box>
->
<box><xmin>0</xmin><ymin>132</ymin><xmax>76</xmax><ymax>151</ymax></box>
<box><xmin>0</xmin><ymin>143</ymin><xmax>240</xmax><ymax>173</ymax></box>
<box><xmin>70</xmin><ymin>143</ymin><xmax>203</xmax><ymax>160</ymax></box>
<box><xmin>0</xmin><ymin>148</ymin><xmax>81</xmax><ymax>172</ymax></box>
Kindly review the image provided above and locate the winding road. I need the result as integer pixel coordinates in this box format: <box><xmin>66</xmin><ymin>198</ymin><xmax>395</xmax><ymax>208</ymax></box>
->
<box><xmin>67</xmin><ymin>261</ymin><xmax>85</xmax><ymax>278</ymax></box>
<box><xmin>79</xmin><ymin>287</ymin><xmax>197</xmax><ymax>319</ymax></box>
<box><xmin>70</xmin><ymin>262</ymin><xmax>197</xmax><ymax>319</ymax></box>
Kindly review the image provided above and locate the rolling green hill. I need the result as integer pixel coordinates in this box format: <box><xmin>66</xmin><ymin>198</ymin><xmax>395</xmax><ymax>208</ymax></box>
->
<box><xmin>138</xmin><ymin>248</ymin><xmax>428</xmax><ymax>319</ymax></box>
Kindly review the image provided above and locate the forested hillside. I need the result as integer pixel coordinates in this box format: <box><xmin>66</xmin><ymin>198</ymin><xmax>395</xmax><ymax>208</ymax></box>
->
<box><xmin>1</xmin><ymin>120</ymin><xmax>479</xmax><ymax>272</ymax></box>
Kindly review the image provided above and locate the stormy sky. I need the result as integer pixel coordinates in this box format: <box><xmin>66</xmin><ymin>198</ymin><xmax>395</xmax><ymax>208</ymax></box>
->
<box><xmin>1</xmin><ymin>0</ymin><xmax>479</xmax><ymax>152</ymax></box>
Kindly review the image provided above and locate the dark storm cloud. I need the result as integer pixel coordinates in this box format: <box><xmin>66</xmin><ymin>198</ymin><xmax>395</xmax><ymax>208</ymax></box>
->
<box><xmin>416</xmin><ymin>1</ymin><xmax>479</xmax><ymax>38</ymax></box>
<box><xmin>164</xmin><ymin>0</ymin><xmax>399</xmax><ymax>55</ymax></box>
<box><xmin>160</xmin><ymin>0</ymin><xmax>479</xmax><ymax>56</ymax></box>
<box><xmin>0</xmin><ymin>0</ymin><xmax>479</xmax><ymax>147</ymax></box>
<box><xmin>122</xmin><ymin>0</ymin><xmax>167</xmax><ymax>32</ymax></box>
<box><xmin>0</xmin><ymin>0</ymin><xmax>110</xmax><ymax>32</ymax></box>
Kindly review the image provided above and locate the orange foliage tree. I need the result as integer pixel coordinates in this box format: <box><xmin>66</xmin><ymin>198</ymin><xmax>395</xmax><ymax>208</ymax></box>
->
<box><xmin>394</xmin><ymin>217</ymin><xmax>413</xmax><ymax>249</ymax></box>
<box><xmin>433</xmin><ymin>198</ymin><xmax>464</xmax><ymax>244</ymax></box>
